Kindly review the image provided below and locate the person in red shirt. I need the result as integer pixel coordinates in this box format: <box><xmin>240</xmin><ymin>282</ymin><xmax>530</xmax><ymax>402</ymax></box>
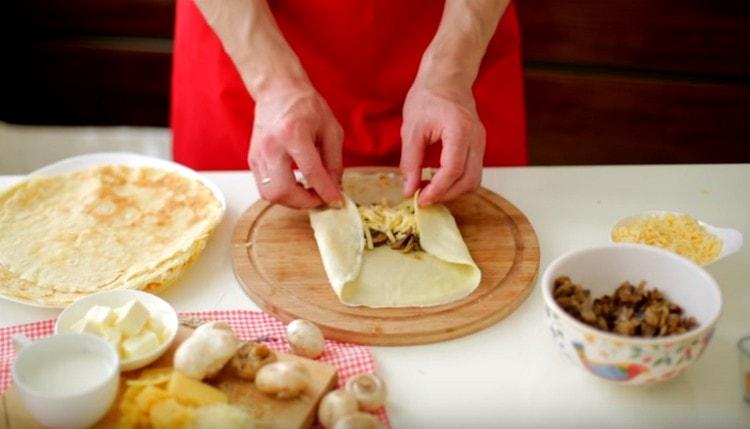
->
<box><xmin>172</xmin><ymin>0</ymin><xmax>525</xmax><ymax>208</ymax></box>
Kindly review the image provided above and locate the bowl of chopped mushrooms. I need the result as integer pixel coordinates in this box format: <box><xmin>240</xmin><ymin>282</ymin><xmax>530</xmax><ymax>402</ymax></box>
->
<box><xmin>541</xmin><ymin>243</ymin><xmax>722</xmax><ymax>385</ymax></box>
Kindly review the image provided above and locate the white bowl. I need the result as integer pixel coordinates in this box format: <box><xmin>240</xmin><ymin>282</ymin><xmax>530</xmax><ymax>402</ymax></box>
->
<box><xmin>542</xmin><ymin>243</ymin><xmax>722</xmax><ymax>385</ymax></box>
<box><xmin>56</xmin><ymin>289</ymin><xmax>179</xmax><ymax>371</ymax></box>
<box><xmin>611</xmin><ymin>210</ymin><xmax>743</xmax><ymax>265</ymax></box>
<box><xmin>12</xmin><ymin>333</ymin><xmax>120</xmax><ymax>429</ymax></box>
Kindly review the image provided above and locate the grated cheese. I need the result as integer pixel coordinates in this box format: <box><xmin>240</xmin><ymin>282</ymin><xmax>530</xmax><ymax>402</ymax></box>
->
<box><xmin>611</xmin><ymin>213</ymin><xmax>722</xmax><ymax>265</ymax></box>
<box><xmin>358</xmin><ymin>199</ymin><xmax>419</xmax><ymax>250</ymax></box>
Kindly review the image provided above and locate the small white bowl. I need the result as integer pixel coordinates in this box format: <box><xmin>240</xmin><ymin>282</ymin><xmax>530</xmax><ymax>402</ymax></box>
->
<box><xmin>12</xmin><ymin>333</ymin><xmax>120</xmax><ymax>428</ymax></box>
<box><xmin>611</xmin><ymin>210</ymin><xmax>743</xmax><ymax>265</ymax></box>
<box><xmin>56</xmin><ymin>289</ymin><xmax>179</xmax><ymax>371</ymax></box>
<box><xmin>542</xmin><ymin>243</ymin><xmax>722</xmax><ymax>385</ymax></box>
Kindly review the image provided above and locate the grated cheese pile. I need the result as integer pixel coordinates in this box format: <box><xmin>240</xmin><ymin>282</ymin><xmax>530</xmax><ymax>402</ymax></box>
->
<box><xmin>358</xmin><ymin>199</ymin><xmax>419</xmax><ymax>250</ymax></box>
<box><xmin>611</xmin><ymin>213</ymin><xmax>722</xmax><ymax>265</ymax></box>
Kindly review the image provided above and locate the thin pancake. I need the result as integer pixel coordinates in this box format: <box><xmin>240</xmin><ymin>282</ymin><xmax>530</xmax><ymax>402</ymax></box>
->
<box><xmin>0</xmin><ymin>165</ymin><xmax>222</xmax><ymax>306</ymax></box>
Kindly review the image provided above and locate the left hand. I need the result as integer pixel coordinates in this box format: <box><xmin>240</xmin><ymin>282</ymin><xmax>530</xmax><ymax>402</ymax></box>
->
<box><xmin>400</xmin><ymin>81</ymin><xmax>486</xmax><ymax>206</ymax></box>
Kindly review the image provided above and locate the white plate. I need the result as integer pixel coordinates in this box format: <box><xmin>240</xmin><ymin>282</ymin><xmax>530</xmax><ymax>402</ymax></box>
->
<box><xmin>611</xmin><ymin>210</ymin><xmax>743</xmax><ymax>265</ymax></box>
<box><xmin>0</xmin><ymin>152</ymin><xmax>226</xmax><ymax>309</ymax></box>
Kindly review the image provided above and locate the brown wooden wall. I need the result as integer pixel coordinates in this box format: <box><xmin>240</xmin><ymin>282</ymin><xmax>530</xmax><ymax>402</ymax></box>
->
<box><xmin>518</xmin><ymin>0</ymin><xmax>750</xmax><ymax>164</ymax></box>
<box><xmin>3</xmin><ymin>1</ymin><xmax>749</xmax><ymax>165</ymax></box>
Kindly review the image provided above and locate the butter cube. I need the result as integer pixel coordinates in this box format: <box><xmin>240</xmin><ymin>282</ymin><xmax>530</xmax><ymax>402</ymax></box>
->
<box><xmin>146</xmin><ymin>315</ymin><xmax>170</xmax><ymax>341</ymax></box>
<box><xmin>115</xmin><ymin>300</ymin><xmax>151</xmax><ymax>336</ymax></box>
<box><xmin>70</xmin><ymin>318</ymin><xmax>102</xmax><ymax>335</ymax></box>
<box><xmin>121</xmin><ymin>330</ymin><xmax>160</xmax><ymax>358</ymax></box>
<box><xmin>83</xmin><ymin>305</ymin><xmax>116</xmax><ymax>326</ymax></box>
<box><xmin>100</xmin><ymin>325</ymin><xmax>123</xmax><ymax>346</ymax></box>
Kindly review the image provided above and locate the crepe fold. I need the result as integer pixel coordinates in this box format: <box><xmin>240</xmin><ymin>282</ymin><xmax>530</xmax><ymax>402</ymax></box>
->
<box><xmin>0</xmin><ymin>165</ymin><xmax>223</xmax><ymax>306</ymax></box>
<box><xmin>309</xmin><ymin>195</ymin><xmax>481</xmax><ymax>308</ymax></box>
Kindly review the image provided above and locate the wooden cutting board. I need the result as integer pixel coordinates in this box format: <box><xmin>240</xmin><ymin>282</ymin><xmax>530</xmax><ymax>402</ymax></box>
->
<box><xmin>231</xmin><ymin>168</ymin><xmax>540</xmax><ymax>346</ymax></box>
<box><xmin>1</xmin><ymin>326</ymin><xmax>337</xmax><ymax>429</ymax></box>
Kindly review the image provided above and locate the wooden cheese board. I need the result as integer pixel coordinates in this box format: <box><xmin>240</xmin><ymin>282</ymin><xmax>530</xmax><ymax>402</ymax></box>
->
<box><xmin>1</xmin><ymin>326</ymin><xmax>337</xmax><ymax>429</ymax></box>
<box><xmin>231</xmin><ymin>168</ymin><xmax>540</xmax><ymax>346</ymax></box>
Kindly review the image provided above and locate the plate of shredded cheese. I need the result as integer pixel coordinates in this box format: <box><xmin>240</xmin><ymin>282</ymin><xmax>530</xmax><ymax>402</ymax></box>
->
<box><xmin>611</xmin><ymin>211</ymin><xmax>742</xmax><ymax>266</ymax></box>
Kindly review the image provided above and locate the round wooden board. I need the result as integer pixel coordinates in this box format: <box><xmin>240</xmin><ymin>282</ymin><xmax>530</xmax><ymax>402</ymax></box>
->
<box><xmin>231</xmin><ymin>169</ymin><xmax>540</xmax><ymax>345</ymax></box>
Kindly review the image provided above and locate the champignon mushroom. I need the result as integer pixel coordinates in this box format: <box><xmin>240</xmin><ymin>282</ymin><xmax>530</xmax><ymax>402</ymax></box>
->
<box><xmin>230</xmin><ymin>341</ymin><xmax>276</xmax><ymax>380</ymax></box>
<box><xmin>317</xmin><ymin>389</ymin><xmax>358</xmax><ymax>428</ymax></box>
<box><xmin>286</xmin><ymin>319</ymin><xmax>325</xmax><ymax>359</ymax></box>
<box><xmin>370</xmin><ymin>231</ymin><xmax>388</xmax><ymax>246</ymax></box>
<box><xmin>173</xmin><ymin>321</ymin><xmax>240</xmax><ymax>380</ymax></box>
<box><xmin>345</xmin><ymin>374</ymin><xmax>387</xmax><ymax>411</ymax></box>
<box><xmin>255</xmin><ymin>361</ymin><xmax>310</xmax><ymax>399</ymax></box>
<box><xmin>332</xmin><ymin>412</ymin><xmax>383</xmax><ymax>429</ymax></box>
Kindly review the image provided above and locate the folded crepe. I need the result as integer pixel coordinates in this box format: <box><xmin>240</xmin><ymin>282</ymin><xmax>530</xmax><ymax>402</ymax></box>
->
<box><xmin>309</xmin><ymin>194</ymin><xmax>481</xmax><ymax>307</ymax></box>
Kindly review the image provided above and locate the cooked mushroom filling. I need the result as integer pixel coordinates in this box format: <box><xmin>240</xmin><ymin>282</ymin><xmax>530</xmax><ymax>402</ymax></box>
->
<box><xmin>358</xmin><ymin>200</ymin><xmax>421</xmax><ymax>253</ymax></box>
<box><xmin>553</xmin><ymin>276</ymin><xmax>699</xmax><ymax>337</ymax></box>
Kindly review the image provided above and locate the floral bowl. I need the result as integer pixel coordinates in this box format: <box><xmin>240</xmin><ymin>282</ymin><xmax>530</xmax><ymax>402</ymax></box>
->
<box><xmin>542</xmin><ymin>243</ymin><xmax>722</xmax><ymax>385</ymax></box>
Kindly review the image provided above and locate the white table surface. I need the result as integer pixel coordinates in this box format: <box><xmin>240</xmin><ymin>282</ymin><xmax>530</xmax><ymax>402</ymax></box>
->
<box><xmin>1</xmin><ymin>165</ymin><xmax>749</xmax><ymax>428</ymax></box>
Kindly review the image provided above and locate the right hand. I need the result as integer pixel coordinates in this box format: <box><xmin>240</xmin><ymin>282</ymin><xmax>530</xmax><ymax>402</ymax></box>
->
<box><xmin>249</xmin><ymin>86</ymin><xmax>344</xmax><ymax>209</ymax></box>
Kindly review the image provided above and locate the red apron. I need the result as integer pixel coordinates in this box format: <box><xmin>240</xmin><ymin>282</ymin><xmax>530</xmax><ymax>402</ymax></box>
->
<box><xmin>171</xmin><ymin>0</ymin><xmax>526</xmax><ymax>170</ymax></box>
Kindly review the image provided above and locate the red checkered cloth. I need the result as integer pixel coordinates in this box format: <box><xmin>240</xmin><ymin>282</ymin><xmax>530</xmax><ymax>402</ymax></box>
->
<box><xmin>0</xmin><ymin>310</ymin><xmax>390</xmax><ymax>428</ymax></box>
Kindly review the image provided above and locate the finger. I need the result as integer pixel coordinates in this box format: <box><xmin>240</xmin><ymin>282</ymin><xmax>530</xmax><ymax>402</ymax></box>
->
<box><xmin>249</xmin><ymin>147</ymin><xmax>271</xmax><ymax>199</ymax></box>
<box><xmin>259</xmin><ymin>154</ymin><xmax>323</xmax><ymax>209</ymax></box>
<box><xmin>437</xmin><ymin>138</ymin><xmax>484</xmax><ymax>203</ymax></box>
<box><xmin>319</xmin><ymin>121</ymin><xmax>344</xmax><ymax>186</ymax></box>
<box><xmin>248</xmin><ymin>150</ymin><xmax>263</xmax><ymax>174</ymax></box>
<box><xmin>399</xmin><ymin>122</ymin><xmax>428</xmax><ymax>198</ymax></box>
<box><xmin>288</xmin><ymin>139</ymin><xmax>343</xmax><ymax>207</ymax></box>
<box><xmin>418</xmin><ymin>124</ymin><xmax>470</xmax><ymax>206</ymax></box>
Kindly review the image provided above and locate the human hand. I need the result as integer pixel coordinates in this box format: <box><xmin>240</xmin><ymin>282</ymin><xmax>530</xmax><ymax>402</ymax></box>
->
<box><xmin>249</xmin><ymin>86</ymin><xmax>344</xmax><ymax>209</ymax></box>
<box><xmin>400</xmin><ymin>81</ymin><xmax>486</xmax><ymax>206</ymax></box>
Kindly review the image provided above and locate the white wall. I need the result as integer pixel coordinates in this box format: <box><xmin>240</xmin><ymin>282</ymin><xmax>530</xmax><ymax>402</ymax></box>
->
<box><xmin>0</xmin><ymin>122</ymin><xmax>171</xmax><ymax>174</ymax></box>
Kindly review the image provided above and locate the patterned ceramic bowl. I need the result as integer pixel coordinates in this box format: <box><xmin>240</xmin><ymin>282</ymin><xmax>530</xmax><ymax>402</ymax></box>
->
<box><xmin>542</xmin><ymin>243</ymin><xmax>722</xmax><ymax>385</ymax></box>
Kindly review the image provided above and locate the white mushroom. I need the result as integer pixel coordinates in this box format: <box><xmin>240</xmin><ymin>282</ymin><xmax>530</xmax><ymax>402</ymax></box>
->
<box><xmin>174</xmin><ymin>321</ymin><xmax>240</xmax><ymax>380</ymax></box>
<box><xmin>255</xmin><ymin>360</ymin><xmax>310</xmax><ymax>399</ymax></box>
<box><xmin>332</xmin><ymin>412</ymin><xmax>383</xmax><ymax>429</ymax></box>
<box><xmin>345</xmin><ymin>374</ymin><xmax>387</xmax><ymax>411</ymax></box>
<box><xmin>317</xmin><ymin>389</ymin><xmax>358</xmax><ymax>428</ymax></box>
<box><xmin>286</xmin><ymin>319</ymin><xmax>325</xmax><ymax>359</ymax></box>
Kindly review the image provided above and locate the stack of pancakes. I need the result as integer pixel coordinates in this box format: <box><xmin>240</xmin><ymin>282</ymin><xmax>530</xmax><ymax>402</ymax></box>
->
<box><xmin>0</xmin><ymin>165</ymin><xmax>223</xmax><ymax>306</ymax></box>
